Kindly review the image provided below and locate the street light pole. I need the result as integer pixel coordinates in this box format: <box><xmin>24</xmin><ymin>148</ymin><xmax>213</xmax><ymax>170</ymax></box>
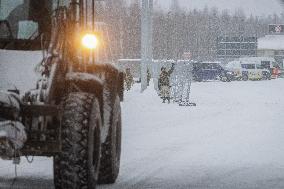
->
<box><xmin>141</xmin><ymin>0</ymin><xmax>153</xmax><ymax>92</ymax></box>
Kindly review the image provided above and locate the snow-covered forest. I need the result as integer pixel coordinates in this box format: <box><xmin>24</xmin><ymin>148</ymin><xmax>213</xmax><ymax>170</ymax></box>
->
<box><xmin>104</xmin><ymin>0</ymin><xmax>284</xmax><ymax>60</ymax></box>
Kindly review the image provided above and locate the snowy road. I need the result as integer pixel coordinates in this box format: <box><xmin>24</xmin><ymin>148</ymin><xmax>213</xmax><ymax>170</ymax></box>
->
<box><xmin>1</xmin><ymin>52</ymin><xmax>284</xmax><ymax>188</ymax></box>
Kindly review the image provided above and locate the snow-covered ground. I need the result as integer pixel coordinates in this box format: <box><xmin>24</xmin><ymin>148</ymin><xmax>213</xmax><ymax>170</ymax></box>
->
<box><xmin>1</xmin><ymin>50</ymin><xmax>284</xmax><ymax>188</ymax></box>
<box><xmin>112</xmin><ymin>80</ymin><xmax>284</xmax><ymax>189</ymax></box>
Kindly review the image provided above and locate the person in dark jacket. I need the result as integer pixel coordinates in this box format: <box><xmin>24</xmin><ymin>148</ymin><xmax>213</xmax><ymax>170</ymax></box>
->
<box><xmin>158</xmin><ymin>63</ymin><xmax>175</xmax><ymax>103</ymax></box>
<box><xmin>147</xmin><ymin>68</ymin><xmax>151</xmax><ymax>86</ymax></box>
<box><xmin>125</xmin><ymin>68</ymin><xmax>134</xmax><ymax>91</ymax></box>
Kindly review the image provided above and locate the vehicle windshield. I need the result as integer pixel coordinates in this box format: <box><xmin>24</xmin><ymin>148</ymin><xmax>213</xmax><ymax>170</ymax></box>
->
<box><xmin>261</xmin><ymin>61</ymin><xmax>271</xmax><ymax>69</ymax></box>
<box><xmin>203</xmin><ymin>63</ymin><xmax>213</xmax><ymax>69</ymax></box>
<box><xmin>0</xmin><ymin>0</ymin><xmax>53</xmax><ymax>40</ymax></box>
<box><xmin>241</xmin><ymin>64</ymin><xmax>255</xmax><ymax>69</ymax></box>
<box><xmin>256</xmin><ymin>64</ymin><xmax>263</xmax><ymax>69</ymax></box>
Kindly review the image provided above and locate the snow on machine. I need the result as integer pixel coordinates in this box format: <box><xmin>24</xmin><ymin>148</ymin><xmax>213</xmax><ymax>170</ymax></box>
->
<box><xmin>0</xmin><ymin>0</ymin><xmax>124</xmax><ymax>188</ymax></box>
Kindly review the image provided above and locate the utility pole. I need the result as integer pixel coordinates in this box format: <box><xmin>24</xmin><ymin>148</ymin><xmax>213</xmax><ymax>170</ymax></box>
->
<box><xmin>0</xmin><ymin>0</ymin><xmax>2</xmax><ymax>20</ymax></box>
<box><xmin>148</xmin><ymin>0</ymin><xmax>153</xmax><ymax>62</ymax></box>
<box><xmin>170</xmin><ymin>0</ymin><xmax>180</xmax><ymax>13</ymax></box>
<box><xmin>141</xmin><ymin>0</ymin><xmax>153</xmax><ymax>92</ymax></box>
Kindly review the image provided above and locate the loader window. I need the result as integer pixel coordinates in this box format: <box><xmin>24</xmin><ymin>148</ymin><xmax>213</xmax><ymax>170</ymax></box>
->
<box><xmin>0</xmin><ymin>0</ymin><xmax>52</xmax><ymax>50</ymax></box>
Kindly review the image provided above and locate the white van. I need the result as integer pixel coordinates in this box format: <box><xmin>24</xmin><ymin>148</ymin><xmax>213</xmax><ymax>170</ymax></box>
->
<box><xmin>240</xmin><ymin>62</ymin><xmax>270</xmax><ymax>80</ymax></box>
<box><xmin>239</xmin><ymin>57</ymin><xmax>277</xmax><ymax>70</ymax></box>
<box><xmin>240</xmin><ymin>57</ymin><xmax>282</xmax><ymax>78</ymax></box>
<box><xmin>226</xmin><ymin>60</ymin><xmax>271</xmax><ymax>80</ymax></box>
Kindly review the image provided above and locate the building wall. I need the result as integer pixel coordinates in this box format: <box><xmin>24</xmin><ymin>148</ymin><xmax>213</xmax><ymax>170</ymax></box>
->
<box><xmin>257</xmin><ymin>49</ymin><xmax>275</xmax><ymax>57</ymax></box>
<box><xmin>258</xmin><ymin>49</ymin><xmax>284</xmax><ymax>68</ymax></box>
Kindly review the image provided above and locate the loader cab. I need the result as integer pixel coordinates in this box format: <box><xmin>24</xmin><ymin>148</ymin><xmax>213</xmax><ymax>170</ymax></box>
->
<box><xmin>0</xmin><ymin>0</ymin><xmax>53</xmax><ymax>50</ymax></box>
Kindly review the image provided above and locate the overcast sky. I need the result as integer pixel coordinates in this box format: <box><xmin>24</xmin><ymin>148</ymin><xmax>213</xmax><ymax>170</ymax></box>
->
<box><xmin>153</xmin><ymin>0</ymin><xmax>283</xmax><ymax>16</ymax></box>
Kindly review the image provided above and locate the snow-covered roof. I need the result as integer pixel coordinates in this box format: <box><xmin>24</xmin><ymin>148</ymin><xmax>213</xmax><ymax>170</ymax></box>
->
<box><xmin>200</xmin><ymin>61</ymin><xmax>221</xmax><ymax>64</ymax></box>
<box><xmin>258</xmin><ymin>35</ymin><xmax>284</xmax><ymax>50</ymax></box>
<box><xmin>118</xmin><ymin>59</ymin><xmax>141</xmax><ymax>62</ymax></box>
<box><xmin>239</xmin><ymin>57</ymin><xmax>275</xmax><ymax>62</ymax></box>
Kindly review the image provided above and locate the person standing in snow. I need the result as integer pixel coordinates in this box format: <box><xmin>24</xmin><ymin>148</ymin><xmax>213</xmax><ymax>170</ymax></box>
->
<box><xmin>125</xmin><ymin>68</ymin><xmax>134</xmax><ymax>91</ymax></box>
<box><xmin>158</xmin><ymin>63</ymin><xmax>175</xmax><ymax>103</ymax></box>
<box><xmin>147</xmin><ymin>68</ymin><xmax>151</xmax><ymax>86</ymax></box>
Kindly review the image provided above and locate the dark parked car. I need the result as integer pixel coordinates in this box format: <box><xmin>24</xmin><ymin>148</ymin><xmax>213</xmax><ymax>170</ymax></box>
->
<box><xmin>193</xmin><ymin>62</ymin><xmax>234</xmax><ymax>82</ymax></box>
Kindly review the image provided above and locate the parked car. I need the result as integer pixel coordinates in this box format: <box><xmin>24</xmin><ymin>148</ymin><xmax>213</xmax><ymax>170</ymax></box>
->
<box><xmin>193</xmin><ymin>62</ymin><xmax>234</xmax><ymax>82</ymax></box>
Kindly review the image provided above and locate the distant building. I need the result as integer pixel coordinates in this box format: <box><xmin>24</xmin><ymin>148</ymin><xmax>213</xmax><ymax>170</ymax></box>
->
<box><xmin>257</xmin><ymin>35</ymin><xmax>284</xmax><ymax>68</ymax></box>
<box><xmin>217</xmin><ymin>36</ymin><xmax>257</xmax><ymax>60</ymax></box>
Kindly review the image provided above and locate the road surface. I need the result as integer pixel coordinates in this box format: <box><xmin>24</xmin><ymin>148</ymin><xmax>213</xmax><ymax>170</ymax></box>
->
<box><xmin>1</xmin><ymin>51</ymin><xmax>284</xmax><ymax>188</ymax></box>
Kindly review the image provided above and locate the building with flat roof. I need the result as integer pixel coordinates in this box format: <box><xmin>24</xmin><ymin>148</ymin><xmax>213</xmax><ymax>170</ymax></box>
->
<box><xmin>217</xmin><ymin>36</ymin><xmax>257</xmax><ymax>59</ymax></box>
<box><xmin>258</xmin><ymin>35</ymin><xmax>284</xmax><ymax>68</ymax></box>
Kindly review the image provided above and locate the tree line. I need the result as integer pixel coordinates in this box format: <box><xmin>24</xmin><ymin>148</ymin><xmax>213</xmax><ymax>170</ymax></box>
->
<box><xmin>102</xmin><ymin>0</ymin><xmax>284</xmax><ymax>61</ymax></box>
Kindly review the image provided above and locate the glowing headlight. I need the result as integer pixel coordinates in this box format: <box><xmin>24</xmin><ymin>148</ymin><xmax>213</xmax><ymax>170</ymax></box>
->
<box><xmin>81</xmin><ymin>34</ymin><xmax>98</xmax><ymax>49</ymax></box>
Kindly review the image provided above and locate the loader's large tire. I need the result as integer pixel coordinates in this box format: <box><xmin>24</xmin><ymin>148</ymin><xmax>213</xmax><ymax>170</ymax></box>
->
<box><xmin>98</xmin><ymin>95</ymin><xmax>122</xmax><ymax>184</ymax></box>
<box><xmin>53</xmin><ymin>92</ymin><xmax>102</xmax><ymax>189</ymax></box>
<box><xmin>53</xmin><ymin>155</ymin><xmax>62</xmax><ymax>189</ymax></box>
